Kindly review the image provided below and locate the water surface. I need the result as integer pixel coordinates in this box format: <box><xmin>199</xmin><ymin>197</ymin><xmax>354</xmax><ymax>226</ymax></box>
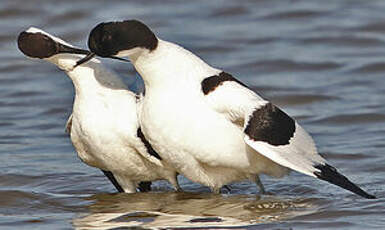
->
<box><xmin>1</xmin><ymin>0</ymin><xmax>384</xmax><ymax>229</ymax></box>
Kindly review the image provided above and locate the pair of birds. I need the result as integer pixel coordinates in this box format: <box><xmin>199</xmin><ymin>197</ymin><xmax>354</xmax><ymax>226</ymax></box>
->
<box><xmin>17</xmin><ymin>20</ymin><xmax>375</xmax><ymax>199</ymax></box>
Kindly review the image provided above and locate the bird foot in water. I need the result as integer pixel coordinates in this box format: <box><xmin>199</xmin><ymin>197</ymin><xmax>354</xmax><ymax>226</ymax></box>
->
<box><xmin>138</xmin><ymin>181</ymin><xmax>152</xmax><ymax>192</ymax></box>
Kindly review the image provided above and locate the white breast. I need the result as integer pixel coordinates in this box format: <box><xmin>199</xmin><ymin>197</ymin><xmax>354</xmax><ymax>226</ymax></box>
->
<box><xmin>139</xmin><ymin>81</ymin><xmax>251</xmax><ymax>189</ymax></box>
<box><xmin>135</xmin><ymin>40</ymin><xmax>287</xmax><ymax>189</ymax></box>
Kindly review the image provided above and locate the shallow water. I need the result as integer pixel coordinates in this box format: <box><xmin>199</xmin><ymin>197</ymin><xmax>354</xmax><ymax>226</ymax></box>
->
<box><xmin>1</xmin><ymin>0</ymin><xmax>385</xmax><ymax>229</ymax></box>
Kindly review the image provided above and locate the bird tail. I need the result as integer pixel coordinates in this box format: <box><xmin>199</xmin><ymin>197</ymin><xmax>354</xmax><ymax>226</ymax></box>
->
<box><xmin>313</xmin><ymin>164</ymin><xmax>376</xmax><ymax>199</ymax></box>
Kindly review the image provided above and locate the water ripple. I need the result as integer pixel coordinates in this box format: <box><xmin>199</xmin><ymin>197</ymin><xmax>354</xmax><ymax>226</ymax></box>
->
<box><xmin>241</xmin><ymin>59</ymin><xmax>342</xmax><ymax>73</ymax></box>
<box><xmin>1</xmin><ymin>0</ymin><xmax>384</xmax><ymax>229</ymax></box>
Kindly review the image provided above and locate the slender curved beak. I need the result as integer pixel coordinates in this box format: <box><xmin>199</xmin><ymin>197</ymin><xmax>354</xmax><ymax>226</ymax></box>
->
<box><xmin>74</xmin><ymin>52</ymin><xmax>96</xmax><ymax>67</ymax></box>
<box><xmin>60</xmin><ymin>46</ymin><xmax>91</xmax><ymax>56</ymax></box>
<box><xmin>74</xmin><ymin>53</ymin><xmax>130</xmax><ymax>68</ymax></box>
<box><xmin>109</xmin><ymin>56</ymin><xmax>130</xmax><ymax>62</ymax></box>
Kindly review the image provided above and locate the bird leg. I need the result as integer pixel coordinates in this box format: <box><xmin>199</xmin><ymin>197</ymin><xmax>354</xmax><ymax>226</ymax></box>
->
<box><xmin>253</xmin><ymin>175</ymin><xmax>266</xmax><ymax>194</ymax></box>
<box><xmin>170</xmin><ymin>174</ymin><xmax>183</xmax><ymax>192</ymax></box>
<box><xmin>138</xmin><ymin>181</ymin><xmax>152</xmax><ymax>192</ymax></box>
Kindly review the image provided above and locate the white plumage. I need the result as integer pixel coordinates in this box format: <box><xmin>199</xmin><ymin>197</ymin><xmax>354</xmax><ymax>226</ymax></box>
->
<box><xmin>18</xmin><ymin>28</ymin><xmax>179</xmax><ymax>193</ymax></box>
<box><xmin>132</xmin><ymin>40</ymin><xmax>292</xmax><ymax>192</ymax></box>
<box><xmin>78</xmin><ymin>20</ymin><xmax>375</xmax><ymax>198</ymax></box>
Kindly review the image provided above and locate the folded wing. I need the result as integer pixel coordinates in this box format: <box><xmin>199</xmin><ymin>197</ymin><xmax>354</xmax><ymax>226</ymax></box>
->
<box><xmin>203</xmin><ymin>71</ymin><xmax>375</xmax><ymax>199</ymax></box>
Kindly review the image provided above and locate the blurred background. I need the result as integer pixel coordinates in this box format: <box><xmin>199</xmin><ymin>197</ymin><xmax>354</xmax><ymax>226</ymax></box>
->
<box><xmin>0</xmin><ymin>0</ymin><xmax>384</xmax><ymax>229</ymax></box>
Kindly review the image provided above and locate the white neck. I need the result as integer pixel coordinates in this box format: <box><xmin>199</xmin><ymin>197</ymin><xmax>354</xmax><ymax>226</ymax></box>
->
<box><xmin>46</xmin><ymin>54</ymin><xmax>129</xmax><ymax>97</ymax></box>
<box><xmin>129</xmin><ymin>39</ymin><xmax>221</xmax><ymax>90</ymax></box>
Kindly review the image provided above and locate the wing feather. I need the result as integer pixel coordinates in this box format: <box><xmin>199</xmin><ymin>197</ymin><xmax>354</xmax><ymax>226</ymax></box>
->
<box><xmin>244</xmin><ymin>122</ymin><xmax>324</xmax><ymax>177</ymax></box>
<box><xmin>202</xmin><ymin>74</ymin><xmax>326</xmax><ymax>176</ymax></box>
<box><xmin>203</xmin><ymin>72</ymin><xmax>375</xmax><ymax>198</ymax></box>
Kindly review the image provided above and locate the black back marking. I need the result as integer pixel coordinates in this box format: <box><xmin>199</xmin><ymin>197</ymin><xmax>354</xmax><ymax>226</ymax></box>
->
<box><xmin>201</xmin><ymin>72</ymin><xmax>248</xmax><ymax>95</ymax></box>
<box><xmin>314</xmin><ymin>164</ymin><xmax>376</xmax><ymax>199</ymax></box>
<box><xmin>137</xmin><ymin>128</ymin><xmax>162</xmax><ymax>160</ymax></box>
<box><xmin>244</xmin><ymin>103</ymin><xmax>295</xmax><ymax>146</ymax></box>
<box><xmin>88</xmin><ymin>20</ymin><xmax>158</xmax><ymax>58</ymax></box>
<box><xmin>102</xmin><ymin>170</ymin><xmax>124</xmax><ymax>193</ymax></box>
<box><xmin>17</xmin><ymin>31</ymin><xmax>89</xmax><ymax>59</ymax></box>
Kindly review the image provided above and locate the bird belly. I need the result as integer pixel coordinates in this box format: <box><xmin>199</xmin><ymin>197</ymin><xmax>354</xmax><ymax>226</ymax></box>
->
<box><xmin>140</xmin><ymin>98</ymin><xmax>261</xmax><ymax>187</ymax></box>
<box><xmin>70</xmin><ymin>114</ymin><xmax>164</xmax><ymax>182</ymax></box>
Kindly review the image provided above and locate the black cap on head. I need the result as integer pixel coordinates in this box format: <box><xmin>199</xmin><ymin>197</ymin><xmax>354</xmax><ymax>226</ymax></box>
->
<box><xmin>88</xmin><ymin>20</ymin><xmax>158</xmax><ymax>57</ymax></box>
<box><xmin>17</xmin><ymin>31</ymin><xmax>90</xmax><ymax>59</ymax></box>
<box><xmin>18</xmin><ymin>31</ymin><xmax>59</xmax><ymax>58</ymax></box>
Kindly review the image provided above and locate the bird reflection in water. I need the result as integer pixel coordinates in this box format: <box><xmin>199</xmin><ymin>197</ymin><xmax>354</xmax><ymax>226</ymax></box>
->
<box><xmin>73</xmin><ymin>192</ymin><xmax>322</xmax><ymax>229</ymax></box>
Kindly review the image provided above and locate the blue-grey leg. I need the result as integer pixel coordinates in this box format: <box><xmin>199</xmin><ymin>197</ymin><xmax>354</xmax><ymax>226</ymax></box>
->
<box><xmin>254</xmin><ymin>175</ymin><xmax>266</xmax><ymax>194</ymax></box>
<box><xmin>101</xmin><ymin>170</ymin><xmax>124</xmax><ymax>193</ymax></box>
<box><xmin>138</xmin><ymin>181</ymin><xmax>152</xmax><ymax>192</ymax></box>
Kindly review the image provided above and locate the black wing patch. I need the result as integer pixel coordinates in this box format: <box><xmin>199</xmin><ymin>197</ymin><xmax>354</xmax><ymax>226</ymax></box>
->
<box><xmin>102</xmin><ymin>170</ymin><xmax>124</xmax><ymax>193</ymax></box>
<box><xmin>244</xmin><ymin>103</ymin><xmax>295</xmax><ymax>146</ymax></box>
<box><xmin>137</xmin><ymin>128</ymin><xmax>162</xmax><ymax>160</ymax></box>
<box><xmin>314</xmin><ymin>164</ymin><xmax>376</xmax><ymax>199</ymax></box>
<box><xmin>201</xmin><ymin>72</ymin><xmax>248</xmax><ymax>95</ymax></box>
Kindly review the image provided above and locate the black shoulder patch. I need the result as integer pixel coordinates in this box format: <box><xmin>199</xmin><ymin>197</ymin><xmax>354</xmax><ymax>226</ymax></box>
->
<box><xmin>244</xmin><ymin>103</ymin><xmax>295</xmax><ymax>146</ymax></box>
<box><xmin>137</xmin><ymin>128</ymin><xmax>162</xmax><ymax>160</ymax></box>
<box><xmin>314</xmin><ymin>164</ymin><xmax>376</xmax><ymax>199</ymax></box>
<box><xmin>201</xmin><ymin>72</ymin><xmax>248</xmax><ymax>95</ymax></box>
<box><xmin>101</xmin><ymin>170</ymin><xmax>124</xmax><ymax>193</ymax></box>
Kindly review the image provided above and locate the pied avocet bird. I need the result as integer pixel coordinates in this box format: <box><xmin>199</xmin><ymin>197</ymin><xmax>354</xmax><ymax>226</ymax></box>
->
<box><xmin>76</xmin><ymin>20</ymin><xmax>375</xmax><ymax>199</ymax></box>
<box><xmin>17</xmin><ymin>27</ymin><xmax>180</xmax><ymax>193</ymax></box>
